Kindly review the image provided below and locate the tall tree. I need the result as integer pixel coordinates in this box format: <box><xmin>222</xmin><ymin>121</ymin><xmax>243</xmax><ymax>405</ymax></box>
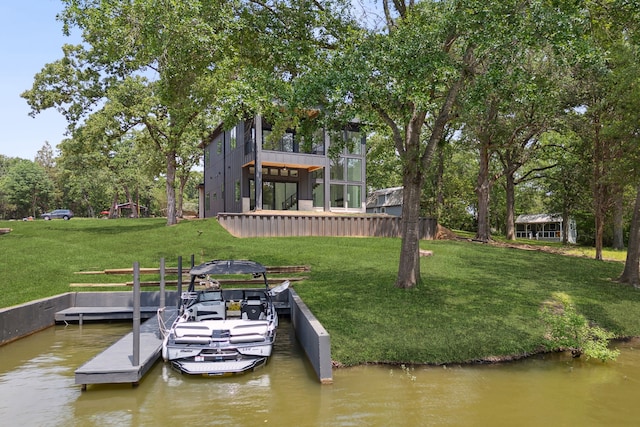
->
<box><xmin>22</xmin><ymin>0</ymin><xmax>236</xmax><ymax>225</ymax></box>
<box><xmin>540</xmin><ymin>132</ymin><xmax>589</xmax><ymax>244</ymax></box>
<box><xmin>2</xmin><ymin>160</ymin><xmax>54</xmax><ymax>218</ymax></box>
<box><xmin>287</xmin><ymin>0</ymin><xmax>592</xmax><ymax>288</ymax></box>
<box><xmin>461</xmin><ymin>41</ymin><xmax>571</xmax><ymax>242</ymax></box>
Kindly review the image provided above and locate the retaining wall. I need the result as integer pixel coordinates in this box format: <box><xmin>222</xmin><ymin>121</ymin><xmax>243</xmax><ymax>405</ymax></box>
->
<box><xmin>218</xmin><ymin>213</ymin><xmax>436</xmax><ymax>239</ymax></box>
<box><xmin>290</xmin><ymin>289</ymin><xmax>333</xmax><ymax>384</ymax></box>
<box><xmin>0</xmin><ymin>293</ymin><xmax>73</xmax><ymax>345</ymax></box>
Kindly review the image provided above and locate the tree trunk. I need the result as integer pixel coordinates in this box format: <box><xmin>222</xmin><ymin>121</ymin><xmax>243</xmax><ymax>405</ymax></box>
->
<box><xmin>435</xmin><ymin>144</ymin><xmax>445</xmax><ymax>223</ymax></box>
<box><xmin>177</xmin><ymin>174</ymin><xmax>189</xmax><ymax>218</ymax></box>
<box><xmin>594</xmin><ymin>213</ymin><xmax>604</xmax><ymax>261</ymax></box>
<box><xmin>83</xmin><ymin>191</ymin><xmax>94</xmax><ymax>218</ymax></box>
<box><xmin>110</xmin><ymin>192</ymin><xmax>118</xmax><ymax>218</ymax></box>
<box><xmin>166</xmin><ymin>151</ymin><xmax>178</xmax><ymax>226</ymax></box>
<box><xmin>475</xmin><ymin>142</ymin><xmax>492</xmax><ymax>242</ymax></box>
<box><xmin>396</xmin><ymin>175</ymin><xmax>423</xmax><ymax>289</ymax></box>
<box><xmin>562</xmin><ymin>207</ymin><xmax>570</xmax><ymax>245</ymax></box>
<box><xmin>618</xmin><ymin>184</ymin><xmax>640</xmax><ymax>287</ymax></box>
<box><xmin>395</xmin><ymin>114</ymin><xmax>426</xmax><ymax>289</ymax></box>
<box><xmin>505</xmin><ymin>172</ymin><xmax>516</xmax><ymax>240</ymax></box>
<box><xmin>124</xmin><ymin>185</ymin><xmax>138</xmax><ymax>218</ymax></box>
<box><xmin>612</xmin><ymin>188</ymin><xmax>624</xmax><ymax>250</ymax></box>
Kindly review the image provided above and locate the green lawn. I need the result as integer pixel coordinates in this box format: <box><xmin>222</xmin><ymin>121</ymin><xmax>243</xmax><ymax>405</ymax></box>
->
<box><xmin>1</xmin><ymin>218</ymin><xmax>638</xmax><ymax>365</ymax></box>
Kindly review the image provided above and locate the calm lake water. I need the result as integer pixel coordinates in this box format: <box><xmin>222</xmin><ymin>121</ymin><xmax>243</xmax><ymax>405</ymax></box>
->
<box><xmin>1</xmin><ymin>319</ymin><xmax>639</xmax><ymax>426</ymax></box>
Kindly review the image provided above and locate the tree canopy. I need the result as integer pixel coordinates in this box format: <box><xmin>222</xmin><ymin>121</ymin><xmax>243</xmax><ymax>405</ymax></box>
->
<box><xmin>13</xmin><ymin>0</ymin><xmax>640</xmax><ymax>288</ymax></box>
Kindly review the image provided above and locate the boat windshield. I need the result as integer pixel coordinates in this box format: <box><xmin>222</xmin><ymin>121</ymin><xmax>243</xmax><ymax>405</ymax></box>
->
<box><xmin>198</xmin><ymin>291</ymin><xmax>222</xmax><ymax>302</ymax></box>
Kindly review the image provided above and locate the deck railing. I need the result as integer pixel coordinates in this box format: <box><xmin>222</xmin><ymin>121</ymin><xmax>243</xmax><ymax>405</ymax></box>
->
<box><xmin>217</xmin><ymin>213</ymin><xmax>436</xmax><ymax>239</ymax></box>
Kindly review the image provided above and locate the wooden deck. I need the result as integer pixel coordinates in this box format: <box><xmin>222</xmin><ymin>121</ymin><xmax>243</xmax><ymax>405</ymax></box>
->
<box><xmin>74</xmin><ymin>309</ymin><xmax>177</xmax><ymax>389</ymax></box>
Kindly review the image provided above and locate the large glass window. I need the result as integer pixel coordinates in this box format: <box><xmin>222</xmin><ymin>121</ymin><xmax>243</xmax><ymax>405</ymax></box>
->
<box><xmin>346</xmin><ymin>130</ymin><xmax>362</xmax><ymax>155</ymax></box>
<box><xmin>311</xmin><ymin>168</ymin><xmax>324</xmax><ymax>180</ymax></box>
<box><xmin>262</xmin><ymin>182</ymin><xmax>274</xmax><ymax>210</ymax></box>
<box><xmin>204</xmin><ymin>147</ymin><xmax>210</xmax><ymax>167</ymax></box>
<box><xmin>330</xmin><ymin>158</ymin><xmax>344</xmax><ymax>180</ymax></box>
<box><xmin>262</xmin><ymin>129</ymin><xmax>276</xmax><ymax>151</ymax></box>
<box><xmin>230</xmin><ymin>126</ymin><xmax>237</xmax><ymax>150</ymax></box>
<box><xmin>275</xmin><ymin>182</ymin><xmax>298</xmax><ymax>210</ymax></box>
<box><xmin>330</xmin><ymin>184</ymin><xmax>344</xmax><ymax>207</ymax></box>
<box><xmin>299</xmin><ymin>128</ymin><xmax>325</xmax><ymax>154</ymax></box>
<box><xmin>347</xmin><ymin>185</ymin><xmax>361</xmax><ymax>209</ymax></box>
<box><xmin>313</xmin><ymin>183</ymin><xmax>324</xmax><ymax>207</ymax></box>
<box><xmin>347</xmin><ymin>158</ymin><xmax>362</xmax><ymax>182</ymax></box>
<box><xmin>282</xmin><ymin>133</ymin><xmax>294</xmax><ymax>152</ymax></box>
<box><xmin>250</xmin><ymin>180</ymin><xmax>298</xmax><ymax>210</ymax></box>
<box><xmin>262</xmin><ymin>129</ymin><xmax>295</xmax><ymax>152</ymax></box>
<box><xmin>244</xmin><ymin>120</ymin><xmax>255</xmax><ymax>154</ymax></box>
<box><xmin>250</xmin><ymin>179</ymin><xmax>255</xmax><ymax>210</ymax></box>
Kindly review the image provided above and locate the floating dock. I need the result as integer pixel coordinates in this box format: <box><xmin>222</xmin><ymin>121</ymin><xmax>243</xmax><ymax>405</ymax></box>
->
<box><xmin>74</xmin><ymin>309</ymin><xmax>177</xmax><ymax>389</ymax></box>
<box><xmin>55</xmin><ymin>306</ymin><xmax>160</xmax><ymax>323</ymax></box>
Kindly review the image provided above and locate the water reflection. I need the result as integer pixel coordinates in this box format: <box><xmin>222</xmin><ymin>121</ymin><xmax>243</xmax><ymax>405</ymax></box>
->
<box><xmin>1</xmin><ymin>321</ymin><xmax>640</xmax><ymax>426</ymax></box>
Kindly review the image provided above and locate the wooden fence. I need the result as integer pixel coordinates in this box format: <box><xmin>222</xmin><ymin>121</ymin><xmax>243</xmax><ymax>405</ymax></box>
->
<box><xmin>217</xmin><ymin>213</ymin><xmax>436</xmax><ymax>239</ymax></box>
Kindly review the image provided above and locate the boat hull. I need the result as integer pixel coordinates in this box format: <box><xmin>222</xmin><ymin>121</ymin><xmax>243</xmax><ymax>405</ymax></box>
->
<box><xmin>170</xmin><ymin>357</ymin><xmax>267</xmax><ymax>376</ymax></box>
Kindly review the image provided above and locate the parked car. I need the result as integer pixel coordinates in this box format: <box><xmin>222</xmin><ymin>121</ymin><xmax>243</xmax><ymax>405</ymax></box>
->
<box><xmin>41</xmin><ymin>209</ymin><xmax>74</xmax><ymax>220</ymax></box>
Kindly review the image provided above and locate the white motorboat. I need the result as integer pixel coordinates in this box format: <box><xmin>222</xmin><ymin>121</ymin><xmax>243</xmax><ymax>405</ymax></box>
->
<box><xmin>161</xmin><ymin>260</ymin><xmax>289</xmax><ymax>376</ymax></box>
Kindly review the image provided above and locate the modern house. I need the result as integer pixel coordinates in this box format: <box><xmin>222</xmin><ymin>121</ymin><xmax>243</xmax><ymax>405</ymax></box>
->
<box><xmin>366</xmin><ymin>186</ymin><xmax>403</xmax><ymax>216</ymax></box>
<box><xmin>515</xmin><ymin>213</ymin><xmax>577</xmax><ymax>244</ymax></box>
<box><xmin>201</xmin><ymin>115</ymin><xmax>366</xmax><ymax>217</ymax></box>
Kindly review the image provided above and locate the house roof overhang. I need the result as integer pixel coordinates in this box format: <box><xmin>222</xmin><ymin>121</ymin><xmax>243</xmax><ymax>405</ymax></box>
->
<box><xmin>515</xmin><ymin>214</ymin><xmax>563</xmax><ymax>224</ymax></box>
<box><xmin>243</xmin><ymin>160</ymin><xmax>323</xmax><ymax>172</ymax></box>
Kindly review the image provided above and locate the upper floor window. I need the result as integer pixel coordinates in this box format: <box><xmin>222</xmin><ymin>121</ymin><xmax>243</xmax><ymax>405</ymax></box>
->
<box><xmin>244</xmin><ymin>119</ymin><xmax>255</xmax><ymax>154</ymax></box>
<box><xmin>216</xmin><ymin>135</ymin><xmax>223</xmax><ymax>155</ymax></box>
<box><xmin>330</xmin><ymin>157</ymin><xmax>344</xmax><ymax>180</ymax></box>
<box><xmin>230</xmin><ymin>126</ymin><xmax>237</xmax><ymax>150</ymax></box>
<box><xmin>346</xmin><ymin>130</ymin><xmax>362</xmax><ymax>155</ymax></box>
<box><xmin>204</xmin><ymin>147</ymin><xmax>210</xmax><ymax>167</ymax></box>
<box><xmin>263</xmin><ymin>128</ymin><xmax>295</xmax><ymax>152</ymax></box>
<box><xmin>299</xmin><ymin>128</ymin><xmax>325</xmax><ymax>154</ymax></box>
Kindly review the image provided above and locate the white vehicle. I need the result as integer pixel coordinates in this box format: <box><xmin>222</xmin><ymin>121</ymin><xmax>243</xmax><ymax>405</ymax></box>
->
<box><xmin>161</xmin><ymin>260</ymin><xmax>289</xmax><ymax>376</ymax></box>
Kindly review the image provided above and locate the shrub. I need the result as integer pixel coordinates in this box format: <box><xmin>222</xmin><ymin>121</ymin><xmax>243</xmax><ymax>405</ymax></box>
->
<box><xmin>540</xmin><ymin>292</ymin><xmax>619</xmax><ymax>362</ymax></box>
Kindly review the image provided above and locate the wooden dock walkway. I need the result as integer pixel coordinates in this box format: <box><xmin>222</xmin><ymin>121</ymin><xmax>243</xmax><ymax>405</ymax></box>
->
<box><xmin>74</xmin><ymin>309</ymin><xmax>177</xmax><ymax>389</ymax></box>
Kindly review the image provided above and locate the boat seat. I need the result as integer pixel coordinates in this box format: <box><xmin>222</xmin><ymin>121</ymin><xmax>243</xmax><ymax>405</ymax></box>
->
<box><xmin>241</xmin><ymin>299</ymin><xmax>266</xmax><ymax>320</ymax></box>
<box><xmin>192</xmin><ymin>301</ymin><xmax>226</xmax><ymax>321</ymax></box>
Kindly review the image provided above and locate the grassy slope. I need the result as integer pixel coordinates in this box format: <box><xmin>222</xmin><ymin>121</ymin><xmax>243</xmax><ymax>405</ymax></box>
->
<box><xmin>1</xmin><ymin>218</ymin><xmax>638</xmax><ymax>365</ymax></box>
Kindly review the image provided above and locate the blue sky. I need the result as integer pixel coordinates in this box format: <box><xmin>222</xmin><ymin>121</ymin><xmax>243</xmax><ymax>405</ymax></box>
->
<box><xmin>0</xmin><ymin>1</ymin><xmax>75</xmax><ymax>160</ymax></box>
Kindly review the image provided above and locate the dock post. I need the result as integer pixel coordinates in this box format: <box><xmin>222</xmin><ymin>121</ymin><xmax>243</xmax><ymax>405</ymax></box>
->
<box><xmin>177</xmin><ymin>256</ymin><xmax>182</xmax><ymax>306</ymax></box>
<box><xmin>132</xmin><ymin>262</ymin><xmax>140</xmax><ymax>366</ymax></box>
<box><xmin>159</xmin><ymin>258</ymin><xmax>166</xmax><ymax>310</ymax></box>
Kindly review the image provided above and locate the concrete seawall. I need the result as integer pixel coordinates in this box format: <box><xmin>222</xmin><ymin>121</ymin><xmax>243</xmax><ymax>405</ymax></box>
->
<box><xmin>290</xmin><ymin>289</ymin><xmax>333</xmax><ymax>384</ymax></box>
<box><xmin>0</xmin><ymin>293</ymin><xmax>73</xmax><ymax>345</ymax></box>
